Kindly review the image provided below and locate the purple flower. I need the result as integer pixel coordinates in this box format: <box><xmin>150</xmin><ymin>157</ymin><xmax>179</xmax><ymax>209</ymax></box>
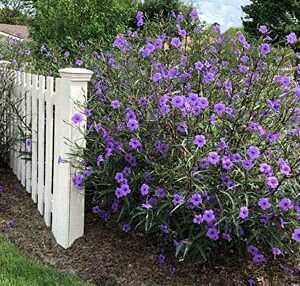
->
<box><xmin>170</xmin><ymin>37</ymin><xmax>181</xmax><ymax>49</ymax></box>
<box><xmin>64</xmin><ymin>51</ymin><xmax>70</xmax><ymax>58</ymax></box>
<box><xmin>221</xmin><ymin>156</ymin><xmax>233</xmax><ymax>170</ymax></box>
<box><xmin>247</xmin><ymin>245</ymin><xmax>259</xmax><ymax>256</ymax></box>
<box><xmin>197</xmin><ymin>96</ymin><xmax>209</xmax><ymax>109</ymax></box>
<box><xmin>193</xmin><ymin>214</ymin><xmax>203</xmax><ymax>224</ymax></box>
<box><xmin>286</xmin><ymin>32</ymin><xmax>297</xmax><ymax>44</ymax></box>
<box><xmin>154</xmin><ymin>140</ymin><xmax>169</xmax><ymax>154</ymax></box>
<box><xmin>258</xmin><ymin>198</ymin><xmax>272</xmax><ymax>210</ymax></box>
<box><xmin>127</xmin><ymin>119</ymin><xmax>139</xmax><ymax>131</ymax></box>
<box><xmin>115</xmin><ymin>172</ymin><xmax>124</xmax><ymax>184</ymax></box>
<box><xmin>253</xmin><ymin>254</ymin><xmax>267</xmax><ymax>263</ymax></box>
<box><xmin>158</xmin><ymin>254</ymin><xmax>165</xmax><ymax>264</ymax></box>
<box><xmin>195</xmin><ymin>61</ymin><xmax>204</xmax><ymax>70</ymax></box>
<box><xmin>272</xmin><ymin>247</ymin><xmax>282</xmax><ymax>256</ymax></box>
<box><xmin>122</xmin><ymin>224</ymin><xmax>131</xmax><ymax>233</ymax></box>
<box><xmin>239</xmin><ymin>206</ymin><xmax>249</xmax><ymax>219</ymax></box>
<box><xmin>231</xmin><ymin>153</ymin><xmax>242</xmax><ymax>163</ymax></box>
<box><xmin>71</xmin><ymin>113</ymin><xmax>83</xmax><ymax>124</ymax></box>
<box><xmin>72</xmin><ymin>173</ymin><xmax>84</xmax><ymax>188</ymax></box>
<box><xmin>96</xmin><ymin>155</ymin><xmax>104</xmax><ymax>166</ymax></box>
<box><xmin>194</xmin><ymin>135</ymin><xmax>206</xmax><ymax>148</ymax></box>
<box><xmin>172</xmin><ymin>95</ymin><xmax>185</xmax><ymax>108</ymax></box>
<box><xmin>207</xmin><ymin>226</ymin><xmax>219</xmax><ymax>240</ymax></box>
<box><xmin>177</xmin><ymin>122</ymin><xmax>187</xmax><ymax>134</ymax></box>
<box><xmin>280</xmin><ymin>163</ymin><xmax>291</xmax><ymax>176</ymax></box>
<box><xmin>214</xmin><ymin>102</ymin><xmax>226</xmax><ymax>115</ymax></box>
<box><xmin>160</xmin><ymin>224</ymin><xmax>169</xmax><ymax>234</ymax></box>
<box><xmin>242</xmin><ymin>160</ymin><xmax>253</xmax><ymax>170</ymax></box>
<box><xmin>189</xmin><ymin>193</ymin><xmax>202</xmax><ymax>206</ymax></box>
<box><xmin>222</xmin><ymin>232</ymin><xmax>232</xmax><ymax>242</ymax></box>
<box><xmin>292</xmin><ymin>229</ymin><xmax>300</xmax><ymax>242</ymax></box>
<box><xmin>247</xmin><ymin>146</ymin><xmax>260</xmax><ymax>160</ymax></box>
<box><xmin>207</xmin><ymin>152</ymin><xmax>220</xmax><ymax>165</ymax></box>
<box><xmin>295</xmin><ymin>201</ymin><xmax>300</xmax><ymax>213</ymax></box>
<box><xmin>189</xmin><ymin>9</ymin><xmax>199</xmax><ymax>20</ymax></box>
<box><xmin>203</xmin><ymin>209</ymin><xmax>215</xmax><ymax>223</ymax></box>
<box><xmin>129</xmin><ymin>138</ymin><xmax>142</xmax><ymax>150</ymax></box>
<box><xmin>168</xmin><ymin>266</ymin><xmax>176</xmax><ymax>275</ymax></box>
<box><xmin>84</xmin><ymin>108</ymin><xmax>92</xmax><ymax>117</ymax></box>
<box><xmin>26</xmin><ymin>139</ymin><xmax>32</xmax><ymax>147</ymax></box>
<box><xmin>75</xmin><ymin>59</ymin><xmax>84</xmax><ymax>66</ymax></box>
<box><xmin>153</xmin><ymin>72</ymin><xmax>162</xmax><ymax>82</ymax></box>
<box><xmin>57</xmin><ymin>155</ymin><xmax>64</xmax><ymax>164</ymax></box>
<box><xmin>111</xmin><ymin>100</ymin><xmax>121</xmax><ymax>109</ymax></box>
<box><xmin>259</xmin><ymin>25</ymin><xmax>268</xmax><ymax>34</ymax></box>
<box><xmin>266</xmin><ymin>176</ymin><xmax>279</xmax><ymax>189</ymax></box>
<box><xmin>203</xmin><ymin>72</ymin><xmax>214</xmax><ymax>84</ymax></box>
<box><xmin>259</xmin><ymin>163</ymin><xmax>272</xmax><ymax>176</ymax></box>
<box><xmin>142</xmin><ymin>202</ymin><xmax>153</xmax><ymax>209</ymax></box>
<box><xmin>278</xmin><ymin>198</ymin><xmax>293</xmax><ymax>212</ymax></box>
<box><xmin>6</xmin><ymin>220</ymin><xmax>14</xmax><ymax>228</ymax></box>
<box><xmin>140</xmin><ymin>183</ymin><xmax>150</xmax><ymax>196</ymax></box>
<box><xmin>155</xmin><ymin>188</ymin><xmax>165</xmax><ymax>199</ymax></box>
<box><xmin>260</xmin><ymin>43</ymin><xmax>271</xmax><ymax>55</ymax></box>
<box><xmin>173</xmin><ymin>194</ymin><xmax>183</xmax><ymax>206</ymax></box>
<box><xmin>136</xmin><ymin>11</ymin><xmax>144</xmax><ymax>27</ymax></box>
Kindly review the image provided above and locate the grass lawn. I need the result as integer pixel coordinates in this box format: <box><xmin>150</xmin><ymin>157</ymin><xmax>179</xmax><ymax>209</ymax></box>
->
<box><xmin>0</xmin><ymin>237</ymin><xmax>90</xmax><ymax>286</ymax></box>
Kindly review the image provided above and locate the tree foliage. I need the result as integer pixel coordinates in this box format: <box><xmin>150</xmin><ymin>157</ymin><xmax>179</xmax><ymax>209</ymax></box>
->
<box><xmin>29</xmin><ymin>0</ymin><xmax>136</xmax><ymax>49</ymax></box>
<box><xmin>0</xmin><ymin>0</ymin><xmax>33</xmax><ymax>24</ymax></box>
<box><xmin>242</xmin><ymin>0</ymin><xmax>300</xmax><ymax>42</ymax></box>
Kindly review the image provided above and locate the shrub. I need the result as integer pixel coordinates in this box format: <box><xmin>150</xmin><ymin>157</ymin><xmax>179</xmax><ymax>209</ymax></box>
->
<box><xmin>0</xmin><ymin>64</ymin><xmax>26</xmax><ymax>165</ymax></box>
<box><xmin>3</xmin><ymin>9</ymin><xmax>299</xmax><ymax>265</ymax></box>
<box><xmin>70</xmin><ymin>12</ymin><xmax>300</xmax><ymax>263</ymax></box>
<box><xmin>0</xmin><ymin>41</ymin><xmax>31</xmax><ymax>165</ymax></box>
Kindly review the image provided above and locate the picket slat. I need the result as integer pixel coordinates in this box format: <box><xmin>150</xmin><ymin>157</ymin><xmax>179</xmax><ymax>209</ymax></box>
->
<box><xmin>25</xmin><ymin>73</ymin><xmax>32</xmax><ymax>193</ymax></box>
<box><xmin>37</xmin><ymin>75</ymin><xmax>45</xmax><ymax>215</ymax></box>
<box><xmin>21</xmin><ymin>72</ymin><xmax>26</xmax><ymax>187</ymax></box>
<box><xmin>13</xmin><ymin>71</ymin><xmax>20</xmax><ymax>177</ymax></box>
<box><xmin>31</xmin><ymin>74</ymin><xmax>38</xmax><ymax>203</ymax></box>
<box><xmin>44</xmin><ymin>77</ymin><xmax>54</xmax><ymax>226</ymax></box>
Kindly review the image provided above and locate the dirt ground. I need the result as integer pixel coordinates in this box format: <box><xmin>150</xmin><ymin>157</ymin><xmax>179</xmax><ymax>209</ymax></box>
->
<box><xmin>0</xmin><ymin>165</ymin><xmax>299</xmax><ymax>286</ymax></box>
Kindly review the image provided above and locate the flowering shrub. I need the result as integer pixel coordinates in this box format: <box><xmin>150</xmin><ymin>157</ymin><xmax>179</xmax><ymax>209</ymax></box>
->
<box><xmin>0</xmin><ymin>41</ymin><xmax>32</xmax><ymax>165</ymax></box>
<box><xmin>0</xmin><ymin>64</ymin><xmax>22</xmax><ymax>164</ymax></box>
<box><xmin>69</xmin><ymin>11</ymin><xmax>300</xmax><ymax>263</ymax></box>
<box><xmin>1</xmin><ymin>9</ymin><xmax>299</xmax><ymax>265</ymax></box>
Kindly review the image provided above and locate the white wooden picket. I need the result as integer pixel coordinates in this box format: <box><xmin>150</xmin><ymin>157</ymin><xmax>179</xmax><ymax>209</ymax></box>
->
<box><xmin>5</xmin><ymin>67</ymin><xmax>93</xmax><ymax>249</ymax></box>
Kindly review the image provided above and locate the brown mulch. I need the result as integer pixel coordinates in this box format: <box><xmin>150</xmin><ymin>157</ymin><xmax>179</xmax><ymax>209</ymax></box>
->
<box><xmin>0</xmin><ymin>164</ymin><xmax>299</xmax><ymax>286</ymax></box>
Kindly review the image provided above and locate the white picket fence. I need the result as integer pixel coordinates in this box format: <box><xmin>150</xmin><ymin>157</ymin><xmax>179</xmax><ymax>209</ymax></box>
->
<box><xmin>6</xmin><ymin>66</ymin><xmax>93</xmax><ymax>248</ymax></box>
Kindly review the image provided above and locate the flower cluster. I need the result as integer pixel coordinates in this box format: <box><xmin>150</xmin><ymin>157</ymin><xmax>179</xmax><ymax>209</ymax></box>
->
<box><xmin>69</xmin><ymin>12</ymin><xmax>300</xmax><ymax>263</ymax></box>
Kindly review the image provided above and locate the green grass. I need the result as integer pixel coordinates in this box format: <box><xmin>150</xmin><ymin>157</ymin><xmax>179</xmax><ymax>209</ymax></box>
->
<box><xmin>0</xmin><ymin>237</ymin><xmax>91</xmax><ymax>286</ymax></box>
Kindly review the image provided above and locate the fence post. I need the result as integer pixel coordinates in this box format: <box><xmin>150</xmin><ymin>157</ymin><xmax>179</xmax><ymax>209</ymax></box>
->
<box><xmin>52</xmin><ymin>68</ymin><xmax>93</xmax><ymax>249</ymax></box>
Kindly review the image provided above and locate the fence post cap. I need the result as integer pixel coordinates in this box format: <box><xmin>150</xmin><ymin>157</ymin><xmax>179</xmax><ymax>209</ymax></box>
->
<box><xmin>59</xmin><ymin>68</ymin><xmax>93</xmax><ymax>81</ymax></box>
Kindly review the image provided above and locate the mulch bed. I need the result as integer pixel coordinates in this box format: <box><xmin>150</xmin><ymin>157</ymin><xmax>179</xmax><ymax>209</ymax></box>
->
<box><xmin>0</xmin><ymin>164</ymin><xmax>299</xmax><ymax>286</ymax></box>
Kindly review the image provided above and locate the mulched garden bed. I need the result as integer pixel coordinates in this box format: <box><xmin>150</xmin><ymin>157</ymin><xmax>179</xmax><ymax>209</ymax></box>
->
<box><xmin>0</xmin><ymin>164</ymin><xmax>299</xmax><ymax>286</ymax></box>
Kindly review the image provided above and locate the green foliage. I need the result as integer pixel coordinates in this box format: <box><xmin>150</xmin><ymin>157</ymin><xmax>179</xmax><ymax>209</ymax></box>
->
<box><xmin>0</xmin><ymin>8</ymin><xmax>26</xmax><ymax>25</ymax></box>
<box><xmin>29</xmin><ymin>0</ymin><xmax>136</xmax><ymax>51</ymax></box>
<box><xmin>242</xmin><ymin>0</ymin><xmax>300</xmax><ymax>42</ymax></box>
<box><xmin>0</xmin><ymin>237</ymin><xmax>90</xmax><ymax>286</ymax></box>
<box><xmin>133</xmin><ymin>0</ymin><xmax>190</xmax><ymax>25</ymax></box>
<box><xmin>0</xmin><ymin>0</ymin><xmax>33</xmax><ymax>24</ymax></box>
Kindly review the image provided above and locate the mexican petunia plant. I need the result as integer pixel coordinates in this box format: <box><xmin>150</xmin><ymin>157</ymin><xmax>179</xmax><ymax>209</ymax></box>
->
<box><xmin>70</xmin><ymin>11</ymin><xmax>300</xmax><ymax>263</ymax></box>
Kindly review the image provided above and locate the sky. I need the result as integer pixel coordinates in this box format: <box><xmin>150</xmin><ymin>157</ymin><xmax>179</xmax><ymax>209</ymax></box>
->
<box><xmin>188</xmin><ymin>0</ymin><xmax>251</xmax><ymax>31</ymax></box>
